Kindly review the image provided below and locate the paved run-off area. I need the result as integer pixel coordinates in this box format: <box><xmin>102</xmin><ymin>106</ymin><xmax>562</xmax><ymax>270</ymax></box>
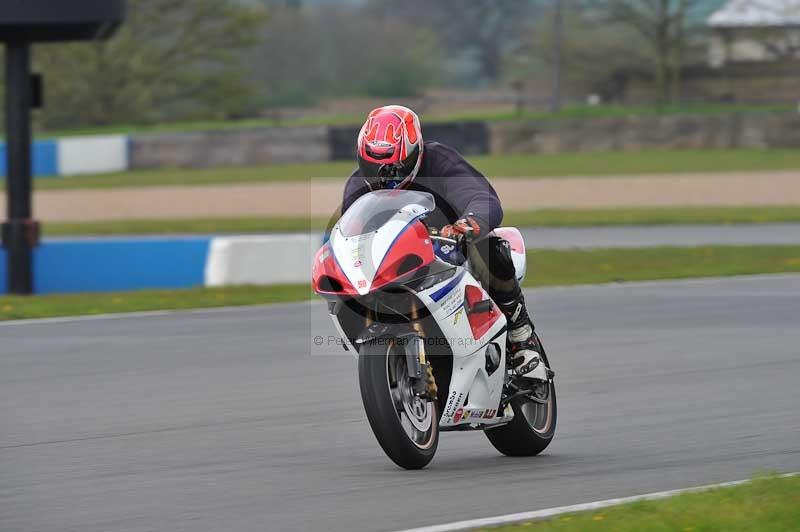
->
<box><xmin>5</xmin><ymin>171</ymin><xmax>800</xmax><ymax>222</ymax></box>
<box><xmin>1</xmin><ymin>275</ymin><xmax>798</xmax><ymax>532</ymax></box>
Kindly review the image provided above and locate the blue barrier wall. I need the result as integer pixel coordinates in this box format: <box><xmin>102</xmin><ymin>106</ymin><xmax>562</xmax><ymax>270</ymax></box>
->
<box><xmin>0</xmin><ymin>237</ymin><xmax>210</xmax><ymax>295</ymax></box>
<box><xmin>0</xmin><ymin>140</ymin><xmax>59</xmax><ymax>178</ymax></box>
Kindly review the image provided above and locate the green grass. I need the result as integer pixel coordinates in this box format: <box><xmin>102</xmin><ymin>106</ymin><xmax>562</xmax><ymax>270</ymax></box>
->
<box><xmin>13</xmin><ymin>148</ymin><xmax>800</xmax><ymax>191</ymax></box>
<box><xmin>487</xmin><ymin>474</ymin><xmax>799</xmax><ymax>532</ymax></box>
<box><xmin>33</xmin><ymin>103</ymin><xmax>795</xmax><ymax>138</ymax></box>
<box><xmin>0</xmin><ymin>284</ymin><xmax>314</xmax><ymax>321</ymax></box>
<box><xmin>503</xmin><ymin>205</ymin><xmax>800</xmax><ymax>228</ymax></box>
<box><xmin>43</xmin><ymin>216</ymin><xmax>333</xmax><ymax>236</ymax></box>
<box><xmin>522</xmin><ymin>245</ymin><xmax>800</xmax><ymax>287</ymax></box>
<box><xmin>41</xmin><ymin>206</ymin><xmax>800</xmax><ymax>237</ymax></box>
<box><xmin>2</xmin><ymin>245</ymin><xmax>799</xmax><ymax>320</ymax></box>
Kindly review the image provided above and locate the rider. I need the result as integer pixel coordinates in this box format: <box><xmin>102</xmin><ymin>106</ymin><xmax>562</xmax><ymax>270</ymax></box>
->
<box><xmin>342</xmin><ymin>105</ymin><xmax>547</xmax><ymax>377</ymax></box>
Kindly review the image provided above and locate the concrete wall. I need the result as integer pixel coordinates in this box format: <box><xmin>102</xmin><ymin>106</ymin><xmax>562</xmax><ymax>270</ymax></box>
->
<box><xmin>489</xmin><ymin>113</ymin><xmax>800</xmax><ymax>154</ymax></box>
<box><xmin>130</xmin><ymin>112</ymin><xmax>800</xmax><ymax>170</ymax></box>
<box><xmin>129</xmin><ymin>126</ymin><xmax>331</xmax><ymax>169</ymax></box>
<box><xmin>328</xmin><ymin>122</ymin><xmax>490</xmax><ymax>161</ymax></box>
<box><xmin>9</xmin><ymin>111</ymin><xmax>800</xmax><ymax>178</ymax></box>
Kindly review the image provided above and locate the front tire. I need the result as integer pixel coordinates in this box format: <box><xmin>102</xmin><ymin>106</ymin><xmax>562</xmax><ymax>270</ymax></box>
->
<box><xmin>485</xmin><ymin>335</ymin><xmax>557</xmax><ymax>456</ymax></box>
<box><xmin>358</xmin><ymin>340</ymin><xmax>439</xmax><ymax>470</ymax></box>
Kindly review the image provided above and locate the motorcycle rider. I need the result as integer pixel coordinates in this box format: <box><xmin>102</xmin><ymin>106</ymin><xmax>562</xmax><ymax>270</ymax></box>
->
<box><xmin>342</xmin><ymin>105</ymin><xmax>548</xmax><ymax>378</ymax></box>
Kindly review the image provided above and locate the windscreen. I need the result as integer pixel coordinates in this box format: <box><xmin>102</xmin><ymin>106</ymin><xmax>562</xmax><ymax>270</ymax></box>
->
<box><xmin>338</xmin><ymin>190</ymin><xmax>435</xmax><ymax>237</ymax></box>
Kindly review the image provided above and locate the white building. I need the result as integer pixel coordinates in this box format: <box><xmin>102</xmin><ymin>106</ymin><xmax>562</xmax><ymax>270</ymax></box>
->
<box><xmin>708</xmin><ymin>0</ymin><xmax>800</xmax><ymax>67</ymax></box>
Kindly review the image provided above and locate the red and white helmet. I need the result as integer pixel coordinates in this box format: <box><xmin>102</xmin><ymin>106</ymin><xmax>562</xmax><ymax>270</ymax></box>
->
<box><xmin>357</xmin><ymin>105</ymin><xmax>423</xmax><ymax>190</ymax></box>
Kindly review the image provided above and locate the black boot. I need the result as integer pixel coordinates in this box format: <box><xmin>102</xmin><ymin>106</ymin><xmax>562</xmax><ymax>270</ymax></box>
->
<box><xmin>496</xmin><ymin>289</ymin><xmax>547</xmax><ymax>377</ymax></box>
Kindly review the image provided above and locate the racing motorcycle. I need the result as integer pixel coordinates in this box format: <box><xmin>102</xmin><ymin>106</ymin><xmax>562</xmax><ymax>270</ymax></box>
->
<box><xmin>312</xmin><ymin>189</ymin><xmax>556</xmax><ymax>469</ymax></box>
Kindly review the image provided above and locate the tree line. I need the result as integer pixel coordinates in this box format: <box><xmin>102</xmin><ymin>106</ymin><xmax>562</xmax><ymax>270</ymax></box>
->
<box><xmin>1</xmin><ymin>0</ymin><xmax>719</xmax><ymax>130</ymax></box>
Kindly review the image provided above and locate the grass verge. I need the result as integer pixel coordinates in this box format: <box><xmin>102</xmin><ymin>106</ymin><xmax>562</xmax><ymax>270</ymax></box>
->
<box><xmin>522</xmin><ymin>245</ymin><xmax>800</xmax><ymax>287</ymax></box>
<box><xmin>41</xmin><ymin>206</ymin><xmax>800</xmax><ymax>237</ymax></box>
<box><xmin>486</xmin><ymin>474</ymin><xmax>799</xmax><ymax>532</ymax></box>
<box><xmin>0</xmin><ymin>284</ymin><xmax>314</xmax><ymax>321</ymax></box>
<box><xmin>2</xmin><ymin>245</ymin><xmax>799</xmax><ymax>321</ymax></box>
<box><xmin>12</xmin><ymin>148</ymin><xmax>800</xmax><ymax>190</ymax></box>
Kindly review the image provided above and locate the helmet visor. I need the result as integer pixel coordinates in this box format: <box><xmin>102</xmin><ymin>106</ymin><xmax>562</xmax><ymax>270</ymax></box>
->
<box><xmin>358</xmin><ymin>144</ymin><xmax>420</xmax><ymax>189</ymax></box>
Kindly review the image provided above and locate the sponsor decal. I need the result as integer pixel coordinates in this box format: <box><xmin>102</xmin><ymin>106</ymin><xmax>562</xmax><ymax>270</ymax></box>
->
<box><xmin>444</xmin><ymin>391</ymin><xmax>463</xmax><ymax>418</ymax></box>
<box><xmin>440</xmin><ymin>244</ymin><xmax>454</xmax><ymax>255</ymax></box>
<box><xmin>455</xmin><ymin>408</ymin><xmax>498</xmax><ymax>422</ymax></box>
<box><xmin>453</xmin><ymin>308</ymin><xmax>463</xmax><ymax>325</ymax></box>
<box><xmin>467</xmin><ymin>409</ymin><xmax>488</xmax><ymax>421</ymax></box>
<box><xmin>357</xmin><ymin>280</ymin><xmax>367</xmax><ymax>289</ymax></box>
<box><xmin>353</xmin><ymin>260</ymin><xmax>362</xmax><ymax>268</ymax></box>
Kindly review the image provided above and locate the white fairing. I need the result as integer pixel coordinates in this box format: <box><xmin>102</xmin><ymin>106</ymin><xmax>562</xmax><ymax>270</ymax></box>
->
<box><xmin>416</xmin><ymin>272</ymin><xmax>510</xmax><ymax>427</ymax></box>
<box><xmin>326</xmin><ymin>191</ymin><xmax>535</xmax><ymax>429</ymax></box>
<box><xmin>493</xmin><ymin>227</ymin><xmax>527</xmax><ymax>282</ymax></box>
<box><xmin>330</xmin><ymin>191</ymin><xmax>432</xmax><ymax>296</ymax></box>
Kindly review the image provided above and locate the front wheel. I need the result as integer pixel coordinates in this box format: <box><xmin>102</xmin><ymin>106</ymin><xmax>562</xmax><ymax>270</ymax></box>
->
<box><xmin>358</xmin><ymin>339</ymin><xmax>439</xmax><ymax>470</ymax></box>
<box><xmin>485</xmin><ymin>335</ymin><xmax>557</xmax><ymax>456</ymax></box>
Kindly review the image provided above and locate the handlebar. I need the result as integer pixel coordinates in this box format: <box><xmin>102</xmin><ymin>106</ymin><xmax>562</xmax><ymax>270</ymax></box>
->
<box><xmin>428</xmin><ymin>234</ymin><xmax>459</xmax><ymax>246</ymax></box>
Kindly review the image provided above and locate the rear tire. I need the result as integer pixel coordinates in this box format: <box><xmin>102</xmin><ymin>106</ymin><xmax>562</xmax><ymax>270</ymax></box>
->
<box><xmin>485</xmin><ymin>336</ymin><xmax>557</xmax><ymax>457</ymax></box>
<box><xmin>358</xmin><ymin>340</ymin><xmax>438</xmax><ymax>470</ymax></box>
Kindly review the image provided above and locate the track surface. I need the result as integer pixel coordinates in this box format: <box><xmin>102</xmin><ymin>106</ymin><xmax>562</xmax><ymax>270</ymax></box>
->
<box><xmin>2</xmin><ymin>275</ymin><xmax>799</xmax><ymax>532</ymax></box>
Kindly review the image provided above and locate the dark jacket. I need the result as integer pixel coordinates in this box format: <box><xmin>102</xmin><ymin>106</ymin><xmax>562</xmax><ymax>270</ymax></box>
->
<box><xmin>342</xmin><ymin>141</ymin><xmax>503</xmax><ymax>234</ymax></box>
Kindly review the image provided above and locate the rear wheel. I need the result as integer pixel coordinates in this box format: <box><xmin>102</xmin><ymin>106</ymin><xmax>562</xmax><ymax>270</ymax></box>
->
<box><xmin>358</xmin><ymin>340</ymin><xmax>438</xmax><ymax>469</ymax></box>
<box><xmin>485</xmin><ymin>335</ymin><xmax>557</xmax><ymax>456</ymax></box>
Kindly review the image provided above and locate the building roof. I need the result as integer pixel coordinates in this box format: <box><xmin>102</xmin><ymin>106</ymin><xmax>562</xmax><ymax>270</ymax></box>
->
<box><xmin>709</xmin><ymin>0</ymin><xmax>800</xmax><ymax>27</ymax></box>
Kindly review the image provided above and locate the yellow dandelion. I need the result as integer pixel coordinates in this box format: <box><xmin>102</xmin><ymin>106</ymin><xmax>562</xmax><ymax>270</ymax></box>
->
<box><xmin>1</xmin><ymin>305</ymin><xmax>13</xmax><ymax>312</ymax></box>
<box><xmin>593</xmin><ymin>515</ymin><xmax>605</xmax><ymax>521</ymax></box>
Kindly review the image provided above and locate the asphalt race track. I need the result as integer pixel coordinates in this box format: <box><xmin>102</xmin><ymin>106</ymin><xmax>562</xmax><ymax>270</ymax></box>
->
<box><xmin>2</xmin><ymin>275</ymin><xmax>799</xmax><ymax>532</ymax></box>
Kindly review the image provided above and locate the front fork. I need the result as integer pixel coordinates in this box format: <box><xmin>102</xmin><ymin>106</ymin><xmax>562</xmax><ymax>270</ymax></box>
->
<box><xmin>400</xmin><ymin>334</ymin><xmax>437</xmax><ymax>400</ymax></box>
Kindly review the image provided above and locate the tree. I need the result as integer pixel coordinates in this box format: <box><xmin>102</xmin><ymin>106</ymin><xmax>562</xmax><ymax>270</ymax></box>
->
<box><xmin>368</xmin><ymin>0</ymin><xmax>539</xmax><ymax>85</ymax></box>
<box><xmin>34</xmin><ymin>0</ymin><xmax>265</xmax><ymax>129</ymax></box>
<box><xmin>592</xmin><ymin>0</ymin><xmax>705</xmax><ymax>104</ymax></box>
<box><xmin>250</xmin><ymin>2</ymin><xmax>442</xmax><ymax>105</ymax></box>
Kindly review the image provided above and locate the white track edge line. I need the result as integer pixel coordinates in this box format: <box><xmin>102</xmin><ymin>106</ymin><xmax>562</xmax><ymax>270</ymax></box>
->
<box><xmin>394</xmin><ymin>472</ymin><xmax>798</xmax><ymax>532</ymax></box>
<box><xmin>2</xmin><ymin>273</ymin><xmax>798</xmax><ymax>327</ymax></box>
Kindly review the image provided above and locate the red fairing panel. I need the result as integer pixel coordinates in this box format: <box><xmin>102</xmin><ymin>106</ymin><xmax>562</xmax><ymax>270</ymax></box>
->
<box><xmin>372</xmin><ymin>220</ymin><xmax>435</xmax><ymax>289</ymax></box>
<box><xmin>312</xmin><ymin>243</ymin><xmax>359</xmax><ymax>296</ymax></box>
<box><xmin>464</xmin><ymin>284</ymin><xmax>503</xmax><ymax>340</ymax></box>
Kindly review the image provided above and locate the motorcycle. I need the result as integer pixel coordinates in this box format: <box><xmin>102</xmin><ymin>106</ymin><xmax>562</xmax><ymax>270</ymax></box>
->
<box><xmin>312</xmin><ymin>189</ymin><xmax>556</xmax><ymax>469</ymax></box>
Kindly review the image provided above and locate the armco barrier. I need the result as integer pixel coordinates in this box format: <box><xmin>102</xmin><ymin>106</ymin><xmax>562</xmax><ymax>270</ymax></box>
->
<box><xmin>0</xmin><ymin>234</ymin><xmax>320</xmax><ymax>295</ymax></box>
